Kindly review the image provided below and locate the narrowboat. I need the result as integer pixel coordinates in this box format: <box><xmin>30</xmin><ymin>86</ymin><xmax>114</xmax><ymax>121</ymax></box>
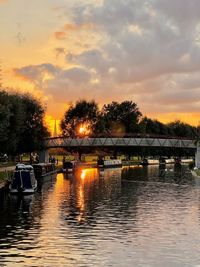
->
<box><xmin>141</xmin><ymin>159</ymin><xmax>160</xmax><ymax>166</ymax></box>
<box><xmin>159</xmin><ymin>158</ymin><xmax>175</xmax><ymax>165</ymax></box>
<box><xmin>9</xmin><ymin>164</ymin><xmax>37</xmax><ymax>194</ymax></box>
<box><xmin>98</xmin><ymin>159</ymin><xmax>122</xmax><ymax>168</ymax></box>
<box><xmin>165</xmin><ymin>158</ymin><xmax>175</xmax><ymax>164</ymax></box>
<box><xmin>32</xmin><ymin>163</ymin><xmax>57</xmax><ymax>182</ymax></box>
<box><xmin>181</xmin><ymin>158</ymin><xmax>194</xmax><ymax>164</ymax></box>
<box><xmin>62</xmin><ymin>161</ymin><xmax>76</xmax><ymax>174</ymax></box>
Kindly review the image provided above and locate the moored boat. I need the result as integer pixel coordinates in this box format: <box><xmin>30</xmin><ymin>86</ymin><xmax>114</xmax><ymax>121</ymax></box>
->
<box><xmin>159</xmin><ymin>158</ymin><xmax>175</xmax><ymax>165</ymax></box>
<box><xmin>32</xmin><ymin>163</ymin><xmax>56</xmax><ymax>182</ymax></box>
<box><xmin>181</xmin><ymin>158</ymin><xmax>194</xmax><ymax>164</ymax></box>
<box><xmin>98</xmin><ymin>159</ymin><xmax>122</xmax><ymax>168</ymax></box>
<box><xmin>62</xmin><ymin>161</ymin><xmax>76</xmax><ymax>174</ymax></box>
<box><xmin>165</xmin><ymin>158</ymin><xmax>175</xmax><ymax>164</ymax></box>
<box><xmin>9</xmin><ymin>164</ymin><xmax>37</xmax><ymax>194</ymax></box>
<box><xmin>141</xmin><ymin>159</ymin><xmax>160</xmax><ymax>166</ymax></box>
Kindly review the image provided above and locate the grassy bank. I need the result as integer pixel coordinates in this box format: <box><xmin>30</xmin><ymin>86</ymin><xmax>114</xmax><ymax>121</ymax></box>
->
<box><xmin>0</xmin><ymin>171</ymin><xmax>12</xmax><ymax>183</ymax></box>
<box><xmin>0</xmin><ymin>172</ymin><xmax>6</xmax><ymax>182</ymax></box>
<box><xmin>194</xmin><ymin>169</ymin><xmax>200</xmax><ymax>176</ymax></box>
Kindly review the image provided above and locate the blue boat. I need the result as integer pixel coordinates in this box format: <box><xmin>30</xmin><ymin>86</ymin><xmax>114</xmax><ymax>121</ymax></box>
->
<box><xmin>9</xmin><ymin>164</ymin><xmax>37</xmax><ymax>194</ymax></box>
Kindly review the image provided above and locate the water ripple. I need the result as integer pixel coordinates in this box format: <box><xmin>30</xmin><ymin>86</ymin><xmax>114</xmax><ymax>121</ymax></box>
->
<box><xmin>0</xmin><ymin>165</ymin><xmax>200</xmax><ymax>266</ymax></box>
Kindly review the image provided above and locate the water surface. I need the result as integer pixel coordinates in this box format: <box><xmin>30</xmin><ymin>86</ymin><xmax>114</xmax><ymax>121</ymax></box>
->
<box><xmin>0</xmin><ymin>165</ymin><xmax>200</xmax><ymax>266</ymax></box>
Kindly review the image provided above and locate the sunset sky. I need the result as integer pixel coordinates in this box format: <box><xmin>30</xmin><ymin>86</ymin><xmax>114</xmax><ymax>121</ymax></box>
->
<box><xmin>1</xmin><ymin>0</ymin><xmax>200</xmax><ymax>132</ymax></box>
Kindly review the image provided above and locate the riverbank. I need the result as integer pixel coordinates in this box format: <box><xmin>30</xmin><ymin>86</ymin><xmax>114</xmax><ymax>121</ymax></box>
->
<box><xmin>0</xmin><ymin>162</ymin><xmax>63</xmax><ymax>191</ymax></box>
<box><xmin>0</xmin><ymin>166</ymin><xmax>15</xmax><ymax>192</ymax></box>
<box><xmin>0</xmin><ymin>167</ymin><xmax>14</xmax><ymax>182</ymax></box>
<box><xmin>0</xmin><ymin>179</ymin><xmax>9</xmax><ymax>193</ymax></box>
<box><xmin>191</xmin><ymin>168</ymin><xmax>200</xmax><ymax>178</ymax></box>
<box><xmin>0</xmin><ymin>181</ymin><xmax>6</xmax><ymax>191</ymax></box>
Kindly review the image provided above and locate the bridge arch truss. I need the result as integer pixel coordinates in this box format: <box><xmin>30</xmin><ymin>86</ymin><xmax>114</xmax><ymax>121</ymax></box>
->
<box><xmin>45</xmin><ymin>137</ymin><xmax>196</xmax><ymax>149</ymax></box>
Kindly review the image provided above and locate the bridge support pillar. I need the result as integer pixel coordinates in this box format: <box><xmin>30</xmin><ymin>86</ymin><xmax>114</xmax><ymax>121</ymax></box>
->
<box><xmin>195</xmin><ymin>146</ymin><xmax>200</xmax><ymax>168</ymax></box>
<box><xmin>39</xmin><ymin>150</ymin><xmax>49</xmax><ymax>163</ymax></box>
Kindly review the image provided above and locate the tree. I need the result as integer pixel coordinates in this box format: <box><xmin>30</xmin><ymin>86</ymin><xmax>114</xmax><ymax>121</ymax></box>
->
<box><xmin>139</xmin><ymin>117</ymin><xmax>169</xmax><ymax>136</ymax></box>
<box><xmin>17</xmin><ymin>94</ymin><xmax>49</xmax><ymax>153</ymax></box>
<box><xmin>101</xmin><ymin>101</ymin><xmax>142</xmax><ymax>135</ymax></box>
<box><xmin>0</xmin><ymin>90</ymin><xmax>49</xmax><ymax>155</ymax></box>
<box><xmin>7</xmin><ymin>93</ymin><xmax>26</xmax><ymax>154</ymax></box>
<box><xmin>167</xmin><ymin>120</ymin><xmax>196</xmax><ymax>138</ymax></box>
<box><xmin>61</xmin><ymin>100</ymin><xmax>99</xmax><ymax>137</ymax></box>
<box><xmin>0</xmin><ymin>91</ymin><xmax>11</xmax><ymax>153</ymax></box>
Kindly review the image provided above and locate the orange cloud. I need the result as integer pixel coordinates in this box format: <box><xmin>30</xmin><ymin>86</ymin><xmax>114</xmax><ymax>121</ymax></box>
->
<box><xmin>54</xmin><ymin>23</ymin><xmax>94</xmax><ymax>40</ymax></box>
<box><xmin>63</xmin><ymin>23</ymin><xmax>94</xmax><ymax>31</ymax></box>
<box><xmin>12</xmin><ymin>68</ymin><xmax>33</xmax><ymax>82</ymax></box>
<box><xmin>54</xmin><ymin>31</ymin><xmax>67</xmax><ymax>40</ymax></box>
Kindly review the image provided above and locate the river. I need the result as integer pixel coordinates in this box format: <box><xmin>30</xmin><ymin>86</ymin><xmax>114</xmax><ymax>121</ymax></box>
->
<box><xmin>0</xmin><ymin>164</ymin><xmax>200</xmax><ymax>267</ymax></box>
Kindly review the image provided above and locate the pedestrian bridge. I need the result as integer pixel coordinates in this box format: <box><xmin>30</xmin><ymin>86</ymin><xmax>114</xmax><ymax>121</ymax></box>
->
<box><xmin>45</xmin><ymin>136</ymin><xmax>196</xmax><ymax>149</ymax></box>
<box><xmin>41</xmin><ymin>136</ymin><xmax>200</xmax><ymax>167</ymax></box>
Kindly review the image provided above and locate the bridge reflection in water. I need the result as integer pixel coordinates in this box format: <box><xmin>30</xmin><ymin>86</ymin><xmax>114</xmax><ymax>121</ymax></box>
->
<box><xmin>0</xmin><ymin>165</ymin><xmax>200</xmax><ymax>266</ymax></box>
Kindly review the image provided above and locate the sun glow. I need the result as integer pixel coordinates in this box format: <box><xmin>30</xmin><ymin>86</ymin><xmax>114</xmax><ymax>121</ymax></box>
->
<box><xmin>78</xmin><ymin>123</ymin><xmax>91</xmax><ymax>136</ymax></box>
<box><xmin>44</xmin><ymin>115</ymin><xmax>61</xmax><ymax>136</ymax></box>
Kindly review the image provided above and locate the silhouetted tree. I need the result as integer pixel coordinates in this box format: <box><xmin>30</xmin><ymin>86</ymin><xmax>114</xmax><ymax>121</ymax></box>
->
<box><xmin>61</xmin><ymin>100</ymin><xmax>99</xmax><ymax>137</ymax></box>
<box><xmin>139</xmin><ymin>117</ymin><xmax>169</xmax><ymax>136</ymax></box>
<box><xmin>0</xmin><ymin>90</ymin><xmax>49</xmax><ymax>155</ymax></box>
<box><xmin>17</xmin><ymin>94</ymin><xmax>49</xmax><ymax>153</ymax></box>
<box><xmin>167</xmin><ymin>120</ymin><xmax>196</xmax><ymax>138</ymax></box>
<box><xmin>0</xmin><ymin>91</ymin><xmax>11</xmax><ymax>152</ymax></box>
<box><xmin>101</xmin><ymin>101</ymin><xmax>142</xmax><ymax>135</ymax></box>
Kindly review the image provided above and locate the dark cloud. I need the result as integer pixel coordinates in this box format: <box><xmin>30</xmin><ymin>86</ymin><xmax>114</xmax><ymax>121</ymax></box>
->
<box><xmin>14</xmin><ymin>0</ymin><xmax>200</xmax><ymax>118</ymax></box>
<box><xmin>67</xmin><ymin>49</ymin><xmax>111</xmax><ymax>75</ymax></box>
<box><xmin>155</xmin><ymin>0</ymin><xmax>200</xmax><ymax>28</ymax></box>
<box><xmin>68</xmin><ymin>0</ymin><xmax>200</xmax><ymax>82</ymax></box>
<box><xmin>14</xmin><ymin>64</ymin><xmax>92</xmax><ymax>102</ymax></box>
<box><xmin>14</xmin><ymin>64</ymin><xmax>59</xmax><ymax>81</ymax></box>
<box><xmin>63</xmin><ymin>0</ymin><xmax>200</xmax><ymax>113</ymax></box>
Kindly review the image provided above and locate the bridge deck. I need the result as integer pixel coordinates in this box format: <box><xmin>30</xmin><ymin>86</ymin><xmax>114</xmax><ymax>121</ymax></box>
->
<box><xmin>45</xmin><ymin>137</ymin><xmax>196</xmax><ymax>149</ymax></box>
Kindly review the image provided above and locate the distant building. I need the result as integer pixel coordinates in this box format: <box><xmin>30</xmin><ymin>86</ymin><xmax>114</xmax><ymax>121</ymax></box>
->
<box><xmin>53</xmin><ymin>119</ymin><xmax>58</xmax><ymax>137</ymax></box>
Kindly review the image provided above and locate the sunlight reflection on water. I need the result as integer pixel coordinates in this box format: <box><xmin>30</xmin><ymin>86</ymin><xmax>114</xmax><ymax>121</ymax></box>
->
<box><xmin>0</xmin><ymin>165</ymin><xmax>200</xmax><ymax>266</ymax></box>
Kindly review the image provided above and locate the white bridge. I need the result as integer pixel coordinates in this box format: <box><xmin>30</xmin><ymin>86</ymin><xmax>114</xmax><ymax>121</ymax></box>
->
<box><xmin>45</xmin><ymin>137</ymin><xmax>196</xmax><ymax>149</ymax></box>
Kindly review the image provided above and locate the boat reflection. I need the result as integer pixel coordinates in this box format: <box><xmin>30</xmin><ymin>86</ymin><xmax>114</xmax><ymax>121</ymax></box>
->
<box><xmin>9</xmin><ymin>194</ymin><xmax>34</xmax><ymax>214</ymax></box>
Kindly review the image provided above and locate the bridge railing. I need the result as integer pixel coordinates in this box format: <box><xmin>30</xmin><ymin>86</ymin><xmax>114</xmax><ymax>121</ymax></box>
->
<box><xmin>46</xmin><ymin>133</ymin><xmax>195</xmax><ymax>141</ymax></box>
<box><xmin>44</xmin><ymin>136</ymin><xmax>196</xmax><ymax>149</ymax></box>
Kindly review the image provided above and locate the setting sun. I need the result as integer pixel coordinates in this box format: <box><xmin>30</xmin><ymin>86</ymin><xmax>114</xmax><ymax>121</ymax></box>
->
<box><xmin>78</xmin><ymin>123</ymin><xmax>91</xmax><ymax>136</ymax></box>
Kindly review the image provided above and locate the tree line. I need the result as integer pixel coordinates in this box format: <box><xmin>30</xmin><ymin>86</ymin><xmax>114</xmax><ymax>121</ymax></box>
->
<box><xmin>0</xmin><ymin>91</ymin><xmax>198</xmax><ymax>157</ymax></box>
<box><xmin>0</xmin><ymin>90</ymin><xmax>49</xmax><ymax>157</ymax></box>
<box><xmin>61</xmin><ymin>99</ymin><xmax>199</xmax><ymax>139</ymax></box>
